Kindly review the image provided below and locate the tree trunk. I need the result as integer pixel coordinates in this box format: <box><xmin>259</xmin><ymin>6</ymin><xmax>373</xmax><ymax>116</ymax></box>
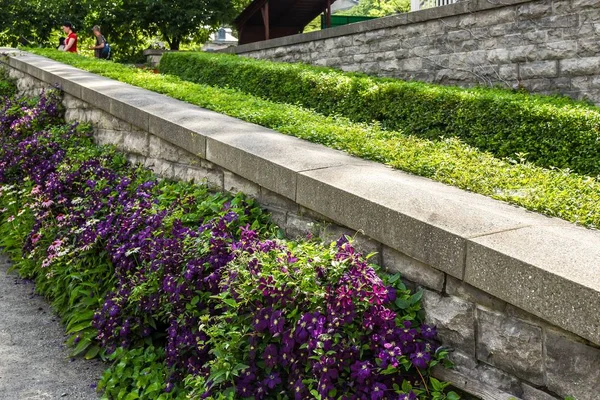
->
<box><xmin>170</xmin><ymin>37</ymin><xmax>181</xmax><ymax>51</ymax></box>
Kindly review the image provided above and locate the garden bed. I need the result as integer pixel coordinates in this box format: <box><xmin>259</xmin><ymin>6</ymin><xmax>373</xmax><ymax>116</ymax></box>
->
<box><xmin>159</xmin><ymin>51</ymin><xmax>600</xmax><ymax>177</ymax></box>
<box><xmin>0</xmin><ymin>77</ymin><xmax>457</xmax><ymax>399</ymax></box>
<box><xmin>19</xmin><ymin>49</ymin><xmax>600</xmax><ymax>230</ymax></box>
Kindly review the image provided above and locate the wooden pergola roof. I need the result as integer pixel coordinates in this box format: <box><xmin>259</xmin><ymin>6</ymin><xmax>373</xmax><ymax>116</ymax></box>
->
<box><xmin>234</xmin><ymin>0</ymin><xmax>336</xmax><ymax>44</ymax></box>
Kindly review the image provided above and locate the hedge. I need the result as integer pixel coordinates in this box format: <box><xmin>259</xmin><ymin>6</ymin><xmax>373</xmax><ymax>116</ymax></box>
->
<box><xmin>19</xmin><ymin>49</ymin><xmax>600</xmax><ymax>229</ymax></box>
<box><xmin>0</xmin><ymin>70</ymin><xmax>16</xmax><ymax>97</ymax></box>
<box><xmin>0</xmin><ymin>84</ymin><xmax>455</xmax><ymax>399</ymax></box>
<box><xmin>159</xmin><ymin>52</ymin><xmax>600</xmax><ymax>177</ymax></box>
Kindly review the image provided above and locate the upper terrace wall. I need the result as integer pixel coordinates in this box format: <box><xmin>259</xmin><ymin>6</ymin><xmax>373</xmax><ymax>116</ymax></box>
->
<box><xmin>2</xmin><ymin>50</ymin><xmax>600</xmax><ymax>400</ymax></box>
<box><xmin>223</xmin><ymin>0</ymin><xmax>600</xmax><ymax>104</ymax></box>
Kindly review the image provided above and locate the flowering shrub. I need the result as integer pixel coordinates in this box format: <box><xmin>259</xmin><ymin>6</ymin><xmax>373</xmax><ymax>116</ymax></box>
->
<box><xmin>0</xmin><ymin>83</ymin><xmax>457</xmax><ymax>399</ymax></box>
<box><xmin>27</xmin><ymin>49</ymin><xmax>600</xmax><ymax>230</ymax></box>
<box><xmin>0</xmin><ymin>72</ymin><xmax>16</xmax><ymax>97</ymax></box>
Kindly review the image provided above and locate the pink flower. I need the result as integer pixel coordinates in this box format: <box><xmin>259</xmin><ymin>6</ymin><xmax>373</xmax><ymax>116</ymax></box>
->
<box><xmin>31</xmin><ymin>233</ymin><xmax>41</xmax><ymax>244</ymax></box>
<box><xmin>48</xmin><ymin>239</ymin><xmax>63</xmax><ymax>252</ymax></box>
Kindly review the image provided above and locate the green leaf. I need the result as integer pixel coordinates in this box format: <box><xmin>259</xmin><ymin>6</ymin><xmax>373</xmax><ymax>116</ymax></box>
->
<box><xmin>430</xmin><ymin>377</ymin><xmax>442</xmax><ymax>391</ymax></box>
<box><xmin>84</xmin><ymin>345</ymin><xmax>100</xmax><ymax>360</ymax></box>
<box><xmin>446</xmin><ymin>391</ymin><xmax>461</xmax><ymax>400</ymax></box>
<box><xmin>124</xmin><ymin>391</ymin><xmax>140</xmax><ymax>400</ymax></box>
<box><xmin>71</xmin><ymin>337</ymin><xmax>92</xmax><ymax>356</ymax></box>
<box><xmin>66</xmin><ymin>321</ymin><xmax>92</xmax><ymax>334</ymax></box>
<box><xmin>395</xmin><ymin>298</ymin><xmax>410</xmax><ymax>309</ymax></box>
<box><xmin>143</xmin><ymin>381</ymin><xmax>163</xmax><ymax>395</ymax></box>
<box><xmin>409</xmin><ymin>289</ymin><xmax>423</xmax><ymax>305</ymax></box>
<box><xmin>221</xmin><ymin>298</ymin><xmax>238</xmax><ymax>308</ymax></box>
<box><xmin>387</xmin><ymin>273</ymin><xmax>401</xmax><ymax>284</ymax></box>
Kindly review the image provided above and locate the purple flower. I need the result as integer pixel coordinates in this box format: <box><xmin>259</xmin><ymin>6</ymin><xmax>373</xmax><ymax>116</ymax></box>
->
<box><xmin>378</xmin><ymin>342</ymin><xmax>402</xmax><ymax>368</ymax></box>
<box><xmin>400</xmin><ymin>320</ymin><xmax>417</xmax><ymax>342</ymax></box>
<box><xmin>369</xmin><ymin>284</ymin><xmax>388</xmax><ymax>305</ymax></box>
<box><xmin>397</xmin><ymin>392</ymin><xmax>417</xmax><ymax>400</ymax></box>
<box><xmin>291</xmin><ymin>378</ymin><xmax>306</xmax><ymax>400</ymax></box>
<box><xmin>263</xmin><ymin>372</ymin><xmax>282</xmax><ymax>389</ymax></box>
<box><xmin>350</xmin><ymin>361</ymin><xmax>372</xmax><ymax>384</ymax></box>
<box><xmin>262</xmin><ymin>344</ymin><xmax>278</xmax><ymax>368</ymax></box>
<box><xmin>253</xmin><ymin>307</ymin><xmax>271</xmax><ymax>332</ymax></box>
<box><xmin>162</xmin><ymin>275</ymin><xmax>177</xmax><ymax>294</ymax></box>
<box><xmin>315</xmin><ymin>357</ymin><xmax>339</xmax><ymax>381</ymax></box>
<box><xmin>371</xmin><ymin>383</ymin><xmax>387</xmax><ymax>400</ymax></box>
<box><xmin>294</xmin><ymin>316</ymin><xmax>309</xmax><ymax>342</ymax></box>
<box><xmin>410</xmin><ymin>349</ymin><xmax>431</xmax><ymax>369</ymax></box>
<box><xmin>317</xmin><ymin>378</ymin><xmax>334</xmax><ymax>398</ymax></box>
<box><xmin>421</xmin><ymin>324</ymin><xmax>437</xmax><ymax>340</ymax></box>
<box><xmin>269</xmin><ymin>310</ymin><xmax>285</xmax><ymax>336</ymax></box>
<box><xmin>236</xmin><ymin>382</ymin><xmax>254</xmax><ymax>398</ymax></box>
<box><xmin>254</xmin><ymin>384</ymin><xmax>266</xmax><ymax>400</ymax></box>
<box><xmin>386</xmin><ymin>287</ymin><xmax>397</xmax><ymax>303</ymax></box>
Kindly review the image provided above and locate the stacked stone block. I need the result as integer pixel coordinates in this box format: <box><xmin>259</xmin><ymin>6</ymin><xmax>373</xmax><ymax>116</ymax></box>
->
<box><xmin>2</xmin><ymin>56</ymin><xmax>600</xmax><ymax>400</ymax></box>
<box><xmin>228</xmin><ymin>0</ymin><xmax>600</xmax><ymax>104</ymax></box>
<box><xmin>59</xmin><ymin>90</ymin><xmax>600</xmax><ymax>400</ymax></box>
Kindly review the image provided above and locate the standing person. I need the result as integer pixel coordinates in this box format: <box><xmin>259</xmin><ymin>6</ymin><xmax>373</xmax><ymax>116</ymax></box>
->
<box><xmin>89</xmin><ymin>26</ymin><xmax>110</xmax><ymax>59</ymax></box>
<box><xmin>62</xmin><ymin>22</ymin><xmax>77</xmax><ymax>53</ymax></box>
<box><xmin>57</xmin><ymin>37</ymin><xmax>65</xmax><ymax>51</ymax></box>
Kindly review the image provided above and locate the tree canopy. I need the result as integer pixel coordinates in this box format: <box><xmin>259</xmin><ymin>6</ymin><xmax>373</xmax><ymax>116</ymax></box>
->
<box><xmin>339</xmin><ymin>0</ymin><xmax>410</xmax><ymax>16</ymax></box>
<box><xmin>0</xmin><ymin>0</ymin><xmax>248</xmax><ymax>59</ymax></box>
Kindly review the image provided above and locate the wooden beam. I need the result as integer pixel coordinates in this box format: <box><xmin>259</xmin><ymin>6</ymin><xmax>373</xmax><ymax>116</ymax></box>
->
<box><xmin>234</xmin><ymin>0</ymin><xmax>268</xmax><ymax>26</ymax></box>
<box><xmin>326</xmin><ymin>0</ymin><xmax>332</xmax><ymax>28</ymax></box>
<box><xmin>261</xmin><ymin>2</ymin><xmax>270</xmax><ymax>40</ymax></box>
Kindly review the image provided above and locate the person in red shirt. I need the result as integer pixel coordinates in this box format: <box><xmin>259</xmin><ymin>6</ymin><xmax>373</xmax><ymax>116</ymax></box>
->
<box><xmin>62</xmin><ymin>22</ymin><xmax>78</xmax><ymax>53</ymax></box>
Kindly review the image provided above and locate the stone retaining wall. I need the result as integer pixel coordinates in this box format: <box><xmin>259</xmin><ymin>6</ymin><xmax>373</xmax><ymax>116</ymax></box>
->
<box><xmin>2</xmin><ymin>50</ymin><xmax>600</xmax><ymax>400</ymax></box>
<box><xmin>222</xmin><ymin>0</ymin><xmax>600</xmax><ymax>104</ymax></box>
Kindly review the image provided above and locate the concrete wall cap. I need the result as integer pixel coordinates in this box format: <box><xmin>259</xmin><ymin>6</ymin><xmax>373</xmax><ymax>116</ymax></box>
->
<box><xmin>3</xmin><ymin>50</ymin><xmax>599</xmax><ymax>346</ymax></box>
<box><xmin>219</xmin><ymin>0</ymin><xmax>532</xmax><ymax>54</ymax></box>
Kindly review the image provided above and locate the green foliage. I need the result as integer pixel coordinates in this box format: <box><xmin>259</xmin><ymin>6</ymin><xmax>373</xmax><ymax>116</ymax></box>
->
<box><xmin>160</xmin><ymin>51</ymin><xmax>600</xmax><ymax>177</ymax></box>
<box><xmin>0</xmin><ymin>69</ymin><xmax>16</xmax><ymax>97</ymax></box>
<box><xmin>1</xmin><ymin>87</ymin><xmax>454</xmax><ymax>399</ymax></box>
<box><xmin>123</xmin><ymin>0</ymin><xmax>236</xmax><ymax>51</ymax></box>
<box><xmin>339</xmin><ymin>0</ymin><xmax>411</xmax><ymax>16</ymax></box>
<box><xmin>24</xmin><ymin>49</ymin><xmax>600</xmax><ymax>229</ymax></box>
<box><xmin>0</xmin><ymin>0</ymin><xmax>238</xmax><ymax>60</ymax></box>
<box><xmin>0</xmin><ymin>0</ymin><xmax>69</xmax><ymax>47</ymax></box>
<box><xmin>98</xmin><ymin>346</ymin><xmax>186</xmax><ymax>400</ymax></box>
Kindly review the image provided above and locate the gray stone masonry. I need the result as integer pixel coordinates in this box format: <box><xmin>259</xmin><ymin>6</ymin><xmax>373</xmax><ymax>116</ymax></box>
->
<box><xmin>2</xmin><ymin>50</ymin><xmax>600</xmax><ymax>400</ymax></box>
<box><xmin>223</xmin><ymin>0</ymin><xmax>600</xmax><ymax>104</ymax></box>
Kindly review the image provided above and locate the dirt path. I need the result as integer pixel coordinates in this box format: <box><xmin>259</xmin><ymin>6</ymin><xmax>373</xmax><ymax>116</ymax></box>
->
<box><xmin>0</xmin><ymin>256</ymin><xmax>105</xmax><ymax>399</ymax></box>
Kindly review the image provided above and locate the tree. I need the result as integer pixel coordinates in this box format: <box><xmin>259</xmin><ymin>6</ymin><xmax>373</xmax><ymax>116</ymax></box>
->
<box><xmin>339</xmin><ymin>0</ymin><xmax>410</xmax><ymax>17</ymax></box>
<box><xmin>118</xmin><ymin>0</ymin><xmax>237</xmax><ymax>51</ymax></box>
<box><xmin>0</xmin><ymin>0</ymin><xmax>72</xmax><ymax>47</ymax></box>
<box><xmin>1</xmin><ymin>0</ymin><xmax>242</xmax><ymax>55</ymax></box>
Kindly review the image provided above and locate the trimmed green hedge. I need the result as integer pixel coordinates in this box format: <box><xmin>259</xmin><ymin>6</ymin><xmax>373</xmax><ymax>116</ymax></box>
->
<box><xmin>160</xmin><ymin>52</ymin><xmax>600</xmax><ymax>177</ymax></box>
<box><xmin>22</xmin><ymin>49</ymin><xmax>600</xmax><ymax>229</ymax></box>
<box><xmin>0</xmin><ymin>72</ymin><xmax>16</xmax><ymax>97</ymax></box>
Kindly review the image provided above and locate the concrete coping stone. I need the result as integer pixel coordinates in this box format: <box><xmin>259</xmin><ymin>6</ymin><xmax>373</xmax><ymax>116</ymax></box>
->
<box><xmin>2</xmin><ymin>50</ymin><xmax>600</xmax><ymax>346</ymax></box>
<box><xmin>219</xmin><ymin>0</ymin><xmax>532</xmax><ymax>55</ymax></box>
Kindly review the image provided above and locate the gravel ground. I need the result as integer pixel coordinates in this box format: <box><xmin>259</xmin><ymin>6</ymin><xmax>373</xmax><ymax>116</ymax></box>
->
<box><xmin>0</xmin><ymin>256</ymin><xmax>105</xmax><ymax>400</ymax></box>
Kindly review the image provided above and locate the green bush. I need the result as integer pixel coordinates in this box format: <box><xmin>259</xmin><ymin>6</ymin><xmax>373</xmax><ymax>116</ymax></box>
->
<box><xmin>159</xmin><ymin>52</ymin><xmax>600</xmax><ymax>176</ymax></box>
<box><xmin>22</xmin><ymin>49</ymin><xmax>600</xmax><ymax>229</ymax></box>
<box><xmin>1</xmin><ymin>87</ymin><xmax>455</xmax><ymax>399</ymax></box>
<box><xmin>0</xmin><ymin>70</ymin><xmax>16</xmax><ymax>97</ymax></box>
